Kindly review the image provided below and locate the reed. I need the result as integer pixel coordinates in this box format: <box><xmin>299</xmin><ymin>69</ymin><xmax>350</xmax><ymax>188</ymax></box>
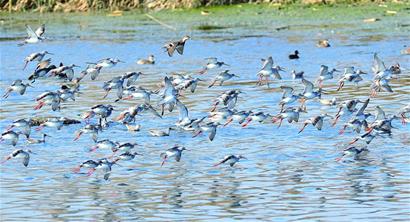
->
<box><xmin>0</xmin><ymin>0</ymin><xmax>400</xmax><ymax>12</ymax></box>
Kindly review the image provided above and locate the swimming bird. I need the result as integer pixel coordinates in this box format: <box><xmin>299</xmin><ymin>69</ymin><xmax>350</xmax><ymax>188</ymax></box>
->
<box><xmin>3</xmin><ymin>80</ymin><xmax>32</xmax><ymax>98</ymax></box>
<box><xmin>288</xmin><ymin>50</ymin><xmax>300</xmax><ymax>60</ymax></box>
<box><xmin>199</xmin><ymin>57</ymin><xmax>229</xmax><ymax>74</ymax></box>
<box><xmin>208</xmin><ymin>70</ymin><xmax>239</xmax><ymax>88</ymax></box>
<box><xmin>18</xmin><ymin>24</ymin><xmax>45</xmax><ymax>46</ymax></box>
<box><xmin>163</xmin><ymin>35</ymin><xmax>190</xmax><ymax>57</ymax></box>
<box><xmin>317</xmin><ymin>39</ymin><xmax>330</xmax><ymax>48</ymax></box>
<box><xmin>0</xmin><ymin>130</ymin><xmax>21</xmax><ymax>146</ymax></box>
<box><xmin>160</xmin><ymin>145</ymin><xmax>187</xmax><ymax>167</ymax></box>
<box><xmin>298</xmin><ymin>113</ymin><xmax>333</xmax><ymax>133</ymax></box>
<box><xmin>214</xmin><ymin>155</ymin><xmax>246</xmax><ymax>167</ymax></box>
<box><xmin>23</xmin><ymin>51</ymin><xmax>52</xmax><ymax>70</ymax></box>
<box><xmin>137</xmin><ymin>55</ymin><xmax>155</xmax><ymax>65</ymax></box>
<box><xmin>316</xmin><ymin>65</ymin><xmax>339</xmax><ymax>87</ymax></box>
<box><xmin>124</xmin><ymin>123</ymin><xmax>141</xmax><ymax>132</ymax></box>
<box><xmin>1</xmin><ymin>149</ymin><xmax>33</xmax><ymax>167</ymax></box>
<box><xmin>27</xmin><ymin>133</ymin><xmax>49</xmax><ymax>144</ymax></box>
<box><xmin>149</xmin><ymin>127</ymin><xmax>173</xmax><ymax>137</ymax></box>
<box><xmin>337</xmin><ymin>67</ymin><xmax>367</xmax><ymax>91</ymax></box>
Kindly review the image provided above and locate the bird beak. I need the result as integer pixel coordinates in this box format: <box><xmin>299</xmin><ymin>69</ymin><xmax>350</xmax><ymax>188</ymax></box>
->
<box><xmin>279</xmin><ymin>67</ymin><xmax>286</xmax><ymax>71</ymax></box>
<box><xmin>118</xmin><ymin>60</ymin><xmax>125</xmax><ymax>63</ymax></box>
<box><xmin>74</xmin><ymin>65</ymin><xmax>80</xmax><ymax>68</ymax></box>
<box><xmin>334</xmin><ymin>69</ymin><xmax>341</xmax><ymax>72</ymax></box>
<box><xmin>46</xmin><ymin>52</ymin><xmax>54</xmax><ymax>55</ymax></box>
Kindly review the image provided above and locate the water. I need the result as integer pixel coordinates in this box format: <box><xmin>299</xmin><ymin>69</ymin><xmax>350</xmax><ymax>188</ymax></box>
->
<box><xmin>1</xmin><ymin>8</ymin><xmax>410</xmax><ymax>221</ymax></box>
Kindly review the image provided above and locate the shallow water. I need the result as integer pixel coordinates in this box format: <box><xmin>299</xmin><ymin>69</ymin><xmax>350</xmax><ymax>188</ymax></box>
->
<box><xmin>1</xmin><ymin>7</ymin><xmax>410</xmax><ymax>221</ymax></box>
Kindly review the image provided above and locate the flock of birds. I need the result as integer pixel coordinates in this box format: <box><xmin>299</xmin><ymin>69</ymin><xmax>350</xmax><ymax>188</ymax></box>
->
<box><xmin>1</xmin><ymin>24</ymin><xmax>409</xmax><ymax>181</ymax></box>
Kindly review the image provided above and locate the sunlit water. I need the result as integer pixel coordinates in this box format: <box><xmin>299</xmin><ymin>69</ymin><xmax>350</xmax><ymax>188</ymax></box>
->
<box><xmin>1</xmin><ymin>10</ymin><xmax>410</xmax><ymax>221</ymax></box>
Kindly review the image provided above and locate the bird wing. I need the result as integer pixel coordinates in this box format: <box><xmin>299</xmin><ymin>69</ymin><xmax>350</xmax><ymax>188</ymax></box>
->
<box><xmin>35</xmin><ymin>24</ymin><xmax>45</xmax><ymax>37</ymax></box>
<box><xmin>372</xmin><ymin>53</ymin><xmax>386</xmax><ymax>74</ymax></box>
<box><xmin>260</xmin><ymin>57</ymin><xmax>273</xmax><ymax>71</ymax></box>
<box><xmin>302</xmin><ymin>78</ymin><xmax>314</xmax><ymax>94</ymax></box>
<box><xmin>208</xmin><ymin>126</ymin><xmax>217</xmax><ymax>141</ymax></box>
<box><xmin>319</xmin><ymin>65</ymin><xmax>328</xmax><ymax>77</ymax></box>
<box><xmin>23</xmin><ymin>154</ymin><xmax>30</xmax><ymax>167</ymax></box>
<box><xmin>356</xmin><ymin>98</ymin><xmax>370</xmax><ymax>115</ymax></box>
<box><xmin>280</xmin><ymin>86</ymin><xmax>294</xmax><ymax>98</ymax></box>
<box><xmin>175</xmin><ymin>42</ymin><xmax>186</xmax><ymax>55</ymax></box>
<box><xmin>375</xmin><ymin>106</ymin><xmax>386</xmax><ymax>120</ymax></box>
<box><xmin>214</xmin><ymin>155</ymin><xmax>233</xmax><ymax>166</ymax></box>
<box><xmin>176</xmin><ymin>99</ymin><xmax>189</xmax><ymax>121</ymax></box>
<box><xmin>25</xmin><ymin>25</ymin><xmax>37</xmax><ymax>38</ymax></box>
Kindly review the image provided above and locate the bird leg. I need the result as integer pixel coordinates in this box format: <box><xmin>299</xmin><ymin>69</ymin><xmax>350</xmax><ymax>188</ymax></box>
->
<box><xmin>278</xmin><ymin>118</ymin><xmax>283</xmax><ymax>128</ymax></box>
<box><xmin>35</xmin><ymin>124</ymin><xmax>44</xmax><ymax>131</ymax></box>
<box><xmin>348</xmin><ymin>138</ymin><xmax>359</xmax><ymax>145</ymax></box>
<box><xmin>160</xmin><ymin>156</ymin><xmax>167</xmax><ymax>167</ymax></box>
<box><xmin>298</xmin><ymin>123</ymin><xmax>308</xmax><ymax>134</ymax></box>
<box><xmin>72</xmin><ymin>166</ymin><xmax>82</xmax><ymax>173</ymax></box>
<box><xmin>339</xmin><ymin>125</ymin><xmax>347</xmax><ymax>135</ymax></box>
<box><xmin>34</xmin><ymin>101</ymin><xmax>45</xmax><ymax>110</ymax></box>
<box><xmin>73</xmin><ymin>132</ymin><xmax>83</xmax><ymax>141</ymax></box>
<box><xmin>193</xmin><ymin>131</ymin><xmax>203</xmax><ymax>138</ymax></box>
<box><xmin>224</xmin><ymin>117</ymin><xmax>233</xmax><ymax>127</ymax></box>
<box><xmin>102</xmin><ymin>89</ymin><xmax>111</xmax><ymax>99</ymax></box>
<box><xmin>241</xmin><ymin>118</ymin><xmax>252</xmax><ymax>127</ymax></box>
<box><xmin>87</xmin><ymin>168</ymin><xmax>96</xmax><ymax>176</ymax></box>
<box><xmin>332</xmin><ymin>115</ymin><xmax>340</xmax><ymax>127</ymax></box>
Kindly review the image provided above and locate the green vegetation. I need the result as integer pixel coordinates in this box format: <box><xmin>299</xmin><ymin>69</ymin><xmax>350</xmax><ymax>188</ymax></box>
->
<box><xmin>1</xmin><ymin>0</ymin><xmax>408</xmax><ymax>12</ymax></box>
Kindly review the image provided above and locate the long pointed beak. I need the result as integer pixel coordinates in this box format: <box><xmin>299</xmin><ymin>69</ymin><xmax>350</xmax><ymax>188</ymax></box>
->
<box><xmin>47</xmin><ymin>52</ymin><xmax>54</xmax><ymax>55</ymax></box>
